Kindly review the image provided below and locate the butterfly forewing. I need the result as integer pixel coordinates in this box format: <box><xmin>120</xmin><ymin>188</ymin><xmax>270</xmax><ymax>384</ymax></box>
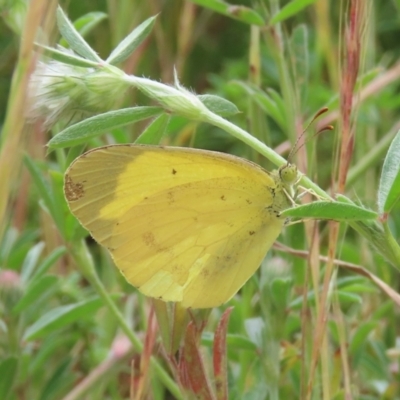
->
<box><xmin>65</xmin><ymin>145</ymin><xmax>287</xmax><ymax>308</ymax></box>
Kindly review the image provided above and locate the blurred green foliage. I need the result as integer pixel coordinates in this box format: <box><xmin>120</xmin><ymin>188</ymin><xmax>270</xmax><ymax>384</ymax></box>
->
<box><xmin>1</xmin><ymin>0</ymin><xmax>400</xmax><ymax>399</ymax></box>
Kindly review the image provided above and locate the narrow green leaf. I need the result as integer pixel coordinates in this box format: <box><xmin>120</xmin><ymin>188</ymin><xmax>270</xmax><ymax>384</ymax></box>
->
<box><xmin>135</xmin><ymin>113</ymin><xmax>170</xmax><ymax>144</ymax></box>
<box><xmin>254</xmin><ymin>92</ymin><xmax>285</xmax><ymax>130</ymax></box>
<box><xmin>378</xmin><ymin>129</ymin><xmax>400</xmax><ymax>213</ymax></box>
<box><xmin>333</xmin><ymin>199</ymin><xmax>399</xmax><ymax>264</ymax></box>
<box><xmin>340</xmin><ymin>283</ymin><xmax>377</xmax><ymax>295</ymax></box>
<box><xmin>34</xmin><ymin>44</ymin><xmax>100</xmax><ymax>68</ymax></box>
<box><xmin>270</xmin><ymin>0</ymin><xmax>317</xmax><ymax>25</ymax></box>
<box><xmin>13</xmin><ymin>275</ymin><xmax>59</xmax><ymax>314</ymax></box>
<box><xmin>0</xmin><ymin>357</ymin><xmax>18</xmax><ymax>399</ymax></box>
<box><xmin>39</xmin><ymin>358</ymin><xmax>74</xmax><ymax>400</ymax></box>
<box><xmin>0</xmin><ymin>227</ymin><xmax>18</xmax><ymax>261</ymax></box>
<box><xmin>37</xmin><ymin>251</ymin><xmax>65</xmax><ymax>276</ymax></box>
<box><xmin>65</xmin><ymin>144</ymin><xmax>88</xmax><ymax>169</ymax></box>
<box><xmin>23</xmin><ymin>296</ymin><xmax>119</xmax><ymax>341</ymax></box>
<box><xmin>335</xmin><ymin>193</ymin><xmax>355</xmax><ymax>204</ymax></box>
<box><xmin>198</xmin><ymin>94</ymin><xmax>239</xmax><ymax>117</ymax></box>
<box><xmin>231</xmin><ymin>81</ymin><xmax>285</xmax><ymax>130</ymax></box>
<box><xmin>49</xmin><ymin>170</ymin><xmax>71</xmax><ymax>239</ymax></box>
<box><xmin>201</xmin><ymin>332</ymin><xmax>258</xmax><ymax>352</ymax></box>
<box><xmin>267</xmin><ymin>89</ymin><xmax>286</xmax><ymax>116</ymax></box>
<box><xmin>281</xmin><ymin>201</ymin><xmax>378</xmax><ymax>221</ymax></box>
<box><xmin>336</xmin><ymin>291</ymin><xmax>363</xmax><ymax>305</ymax></box>
<box><xmin>338</xmin><ymin>263</ymin><xmax>400</xmax><ymax>307</ymax></box>
<box><xmin>107</xmin><ymin>15</ymin><xmax>158</xmax><ymax>65</ymax></box>
<box><xmin>47</xmin><ymin>107</ymin><xmax>163</xmax><ymax>148</ymax></box>
<box><xmin>290</xmin><ymin>24</ymin><xmax>309</xmax><ymax>104</ymax></box>
<box><xmin>20</xmin><ymin>242</ymin><xmax>45</xmax><ymax>284</ymax></box>
<box><xmin>189</xmin><ymin>0</ymin><xmax>264</xmax><ymax>25</ymax></box>
<box><xmin>290</xmin><ymin>290</ymin><xmax>362</xmax><ymax>309</ymax></box>
<box><xmin>349</xmin><ymin>321</ymin><xmax>378</xmax><ymax>356</ymax></box>
<box><xmin>57</xmin><ymin>6</ymin><xmax>102</xmax><ymax>62</ymax></box>
<box><xmin>270</xmin><ymin>278</ymin><xmax>292</xmax><ymax>310</ymax></box>
<box><xmin>29</xmin><ymin>334</ymin><xmax>75</xmax><ymax>375</ymax></box>
<box><xmin>349</xmin><ymin>220</ymin><xmax>400</xmax><ymax>268</ymax></box>
<box><xmin>60</xmin><ymin>12</ymin><xmax>107</xmax><ymax>48</ymax></box>
<box><xmin>24</xmin><ymin>156</ymin><xmax>63</xmax><ymax>232</ymax></box>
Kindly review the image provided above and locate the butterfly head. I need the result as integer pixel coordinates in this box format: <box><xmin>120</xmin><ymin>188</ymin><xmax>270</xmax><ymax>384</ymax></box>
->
<box><xmin>278</xmin><ymin>163</ymin><xmax>299</xmax><ymax>199</ymax></box>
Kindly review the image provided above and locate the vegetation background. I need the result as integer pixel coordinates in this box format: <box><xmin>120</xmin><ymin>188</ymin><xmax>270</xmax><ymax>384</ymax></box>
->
<box><xmin>1</xmin><ymin>0</ymin><xmax>400</xmax><ymax>399</ymax></box>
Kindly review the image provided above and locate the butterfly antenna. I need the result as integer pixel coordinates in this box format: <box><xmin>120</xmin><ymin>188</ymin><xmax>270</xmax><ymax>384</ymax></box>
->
<box><xmin>287</xmin><ymin>107</ymin><xmax>332</xmax><ymax>163</ymax></box>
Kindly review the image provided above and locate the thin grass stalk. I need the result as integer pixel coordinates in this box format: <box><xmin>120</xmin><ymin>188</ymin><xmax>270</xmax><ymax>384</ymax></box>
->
<box><xmin>333</xmin><ymin>295</ymin><xmax>353</xmax><ymax>399</ymax></box>
<box><xmin>176</xmin><ymin>2</ymin><xmax>197</xmax><ymax>76</ymax></box>
<box><xmin>0</xmin><ymin>0</ymin><xmax>56</xmax><ymax>243</ymax></box>
<box><xmin>267</xmin><ymin>0</ymin><xmax>297</xmax><ymax>143</ymax></box>
<box><xmin>308</xmin><ymin>0</ymin><xmax>366</xmax><ymax>397</ymax></box>
<box><xmin>249</xmin><ymin>24</ymin><xmax>271</xmax><ymax>166</ymax></box>
<box><xmin>70</xmin><ymin>240</ymin><xmax>183</xmax><ymax>399</ymax></box>
<box><xmin>149</xmin><ymin>0</ymin><xmax>174</xmax><ymax>82</ymax></box>
<box><xmin>300</xmin><ymin>222</ymin><xmax>319</xmax><ymax>398</ymax></box>
<box><xmin>314</xmin><ymin>0</ymin><xmax>338</xmax><ymax>88</ymax></box>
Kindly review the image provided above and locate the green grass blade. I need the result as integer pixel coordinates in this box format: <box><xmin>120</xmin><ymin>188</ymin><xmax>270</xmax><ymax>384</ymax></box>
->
<box><xmin>48</xmin><ymin>106</ymin><xmax>163</xmax><ymax>148</ymax></box>
<box><xmin>378</xmin><ymin>129</ymin><xmax>400</xmax><ymax>213</ymax></box>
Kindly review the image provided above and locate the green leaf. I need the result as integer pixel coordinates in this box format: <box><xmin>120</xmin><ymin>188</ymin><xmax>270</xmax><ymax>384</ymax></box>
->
<box><xmin>335</xmin><ymin>195</ymin><xmax>400</xmax><ymax>266</ymax></box>
<box><xmin>49</xmin><ymin>169</ymin><xmax>72</xmax><ymax>239</ymax></box>
<box><xmin>378</xmin><ymin>129</ymin><xmax>400</xmax><ymax>213</ymax></box>
<box><xmin>349</xmin><ymin>220</ymin><xmax>400</xmax><ymax>268</ymax></box>
<box><xmin>290</xmin><ymin>24</ymin><xmax>309</xmax><ymax>104</ymax></box>
<box><xmin>189</xmin><ymin>0</ymin><xmax>264</xmax><ymax>26</ymax></box>
<box><xmin>231</xmin><ymin>81</ymin><xmax>286</xmax><ymax>130</ymax></box>
<box><xmin>34</xmin><ymin>44</ymin><xmax>100</xmax><ymax>68</ymax></box>
<box><xmin>13</xmin><ymin>275</ymin><xmax>59</xmax><ymax>314</ymax></box>
<box><xmin>267</xmin><ymin>88</ymin><xmax>286</xmax><ymax>117</ymax></box>
<box><xmin>39</xmin><ymin>358</ymin><xmax>74</xmax><ymax>400</ymax></box>
<box><xmin>340</xmin><ymin>283</ymin><xmax>377</xmax><ymax>295</ymax></box>
<box><xmin>24</xmin><ymin>156</ymin><xmax>64</xmax><ymax>234</ymax></box>
<box><xmin>270</xmin><ymin>278</ymin><xmax>292</xmax><ymax>311</ymax></box>
<box><xmin>290</xmin><ymin>290</ymin><xmax>362</xmax><ymax>309</ymax></box>
<box><xmin>335</xmin><ymin>291</ymin><xmax>363</xmax><ymax>305</ymax></box>
<box><xmin>47</xmin><ymin>107</ymin><xmax>163</xmax><ymax>148</ymax></box>
<box><xmin>198</xmin><ymin>94</ymin><xmax>239</xmax><ymax>117</ymax></box>
<box><xmin>0</xmin><ymin>357</ymin><xmax>18</xmax><ymax>399</ymax></box>
<box><xmin>60</xmin><ymin>11</ymin><xmax>108</xmax><ymax>48</ymax></box>
<box><xmin>202</xmin><ymin>332</ymin><xmax>258</xmax><ymax>352</ymax></box>
<box><xmin>254</xmin><ymin>91</ymin><xmax>286</xmax><ymax>130</ymax></box>
<box><xmin>20</xmin><ymin>242</ymin><xmax>45</xmax><ymax>284</ymax></box>
<box><xmin>349</xmin><ymin>321</ymin><xmax>378</xmax><ymax>358</ymax></box>
<box><xmin>270</xmin><ymin>0</ymin><xmax>317</xmax><ymax>25</ymax></box>
<box><xmin>281</xmin><ymin>201</ymin><xmax>378</xmax><ymax>221</ymax></box>
<box><xmin>28</xmin><ymin>334</ymin><xmax>76</xmax><ymax>375</ymax></box>
<box><xmin>135</xmin><ymin>113</ymin><xmax>170</xmax><ymax>145</ymax></box>
<box><xmin>33</xmin><ymin>246</ymin><xmax>67</xmax><ymax>280</ymax></box>
<box><xmin>23</xmin><ymin>296</ymin><xmax>119</xmax><ymax>341</ymax></box>
<box><xmin>107</xmin><ymin>15</ymin><xmax>158</xmax><ymax>65</ymax></box>
<box><xmin>57</xmin><ymin>6</ymin><xmax>102</xmax><ymax>62</ymax></box>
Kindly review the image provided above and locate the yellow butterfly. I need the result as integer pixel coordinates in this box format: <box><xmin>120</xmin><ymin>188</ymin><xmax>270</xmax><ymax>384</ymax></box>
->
<box><xmin>64</xmin><ymin>145</ymin><xmax>299</xmax><ymax>308</ymax></box>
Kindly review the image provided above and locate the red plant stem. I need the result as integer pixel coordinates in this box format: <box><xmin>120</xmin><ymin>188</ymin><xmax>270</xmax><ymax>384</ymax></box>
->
<box><xmin>307</xmin><ymin>0</ymin><xmax>365</xmax><ymax>397</ymax></box>
<box><xmin>338</xmin><ymin>0</ymin><xmax>363</xmax><ymax>193</ymax></box>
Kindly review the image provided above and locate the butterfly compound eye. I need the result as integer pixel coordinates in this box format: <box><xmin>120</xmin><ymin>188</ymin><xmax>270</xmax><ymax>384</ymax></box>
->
<box><xmin>279</xmin><ymin>164</ymin><xmax>298</xmax><ymax>185</ymax></box>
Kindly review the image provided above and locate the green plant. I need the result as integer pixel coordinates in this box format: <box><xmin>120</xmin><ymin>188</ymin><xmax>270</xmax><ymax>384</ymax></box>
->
<box><xmin>1</xmin><ymin>1</ymin><xmax>400</xmax><ymax>399</ymax></box>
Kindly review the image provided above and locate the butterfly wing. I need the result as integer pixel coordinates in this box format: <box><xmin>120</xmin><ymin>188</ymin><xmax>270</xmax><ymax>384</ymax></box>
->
<box><xmin>65</xmin><ymin>145</ymin><xmax>285</xmax><ymax>308</ymax></box>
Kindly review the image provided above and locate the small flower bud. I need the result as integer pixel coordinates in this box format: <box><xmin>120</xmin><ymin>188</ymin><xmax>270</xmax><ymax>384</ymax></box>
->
<box><xmin>128</xmin><ymin>70</ymin><xmax>209</xmax><ymax>120</ymax></box>
<box><xmin>0</xmin><ymin>269</ymin><xmax>23</xmax><ymax>314</ymax></box>
<box><xmin>28</xmin><ymin>51</ymin><xmax>129</xmax><ymax>127</ymax></box>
